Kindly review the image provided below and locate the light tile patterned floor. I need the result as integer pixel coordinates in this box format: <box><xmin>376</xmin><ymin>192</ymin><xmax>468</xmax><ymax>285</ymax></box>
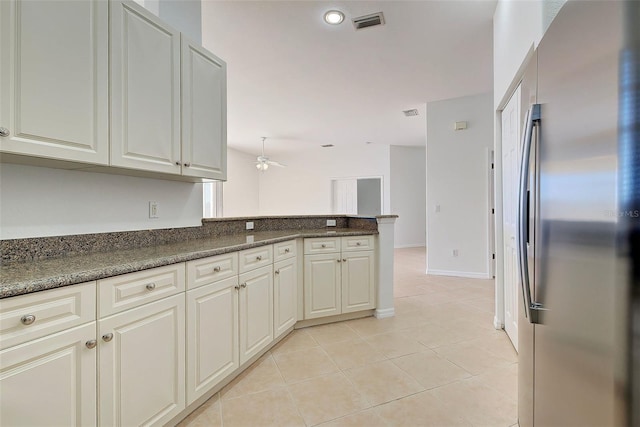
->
<box><xmin>178</xmin><ymin>247</ymin><xmax>518</xmax><ymax>427</ymax></box>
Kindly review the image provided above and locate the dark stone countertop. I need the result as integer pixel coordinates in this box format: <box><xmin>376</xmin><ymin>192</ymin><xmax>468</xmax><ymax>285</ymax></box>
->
<box><xmin>0</xmin><ymin>229</ymin><xmax>376</xmax><ymax>299</ymax></box>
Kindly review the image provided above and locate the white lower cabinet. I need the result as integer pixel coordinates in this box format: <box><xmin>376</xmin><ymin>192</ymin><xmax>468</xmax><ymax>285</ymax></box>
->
<box><xmin>98</xmin><ymin>294</ymin><xmax>185</xmax><ymax>427</ymax></box>
<box><xmin>186</xmin><ymin>276</ymin><xmax>239</xmax><ymax>405</ymax></box>
<box><xmin>239</xmin><ymin>265</ymin><xmax>273</xmax><ymax>365</ymax></box>
<box><xmin>274</xmin><ymin>257</ymin><xmax>297</xmax><ymax>338</ymax></box>
<box><xmin>304</xmin><ymin>253</ymin><xmax>342</xmax><ymax>319</ymax></box>
<box><xmin>0</xmin><ymin>322</ymin><xmax>97</xmax><ymax>427</ymax></box>
<box><xmin>303</xmin><ymin>237</ymin><xmax>376</xmax><ymax>320</ymax></box>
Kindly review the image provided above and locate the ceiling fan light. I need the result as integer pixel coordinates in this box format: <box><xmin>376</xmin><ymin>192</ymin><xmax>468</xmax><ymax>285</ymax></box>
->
<box><xmin>256</xmin><ymin>162</ymin><xmax>269</xmax><ymax>171</ymax></box>
<box><xmin>324</xmin><ymin>10</ymin><xmax>344</xmax><ymax>25</ymax></box>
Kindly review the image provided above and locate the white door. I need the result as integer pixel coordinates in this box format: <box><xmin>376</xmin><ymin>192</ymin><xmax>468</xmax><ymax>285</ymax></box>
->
<box><xmin>181</xmin><ymin>36</ymin><xmax>227</xmax><ymax>180</ymax></box>
<box><xmin>501</xmin><ymin>85</ymin><xmax>521</xmax><ymax>350</ymax></box>
<box><xmin>304</xmin><ymin>253</ymin><xmax>342</xmax><ymax>319</ymax></box>
<box><xmin>99</xmin><ymin>294</ymin><xmax>185</xmax><ymax>427</ymax></box>
<box><xmin>274</xmin><ymin>258</ymin><xmax>297</xmax><ymax>338</ymax></box>
<box><xmin>110</xmin><ymin>0</ymin><xmax>181</xmax><ymax>174</ymax></box>
<box><xmin>239</xmin><ymin>265</ymin><xmax>273</xmax><ymax>365</ymax></box>
<box><xmin>332</xmin><ymin>179</ymin><xmax>358</xmax><ymax>214</ymax></box>
<box><xmin>341</xmin><ymin>251</ymin><xmax>375</xmax><ymax>313</ymax></box>
<box><xmin>0</xmin><ymin>323</ymin><xmax>97</xmax><ymax>427</ymax></box>
<box><xmin>186</xmin><ymin>276</ymin><xmax>239</xmax><ymax>405</ymax></box>
<box><xmin>0</xmin><ymin>0</ymin><xmax>109</xmax><ymax>164</ymax></box>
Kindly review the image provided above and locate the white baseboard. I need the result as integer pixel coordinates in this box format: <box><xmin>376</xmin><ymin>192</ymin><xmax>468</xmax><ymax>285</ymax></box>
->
<box><xmin>493</xmin><ymin>316</ymin><xmax>504</xmax><ymax>330</ymax></box>
<box><xmin>374</xmin><ymin>308</ymin><xmax>395</xmax><ymax>319</ymax></box>
<box><xmin>394</xmin><ymin>244</ymin><xmax>426</xmax><ymax>249</ymax></box>
<box><xmin>426</xmin><ymin>269</ymin><xmax>492</xmax><ymax>279</ymax></box>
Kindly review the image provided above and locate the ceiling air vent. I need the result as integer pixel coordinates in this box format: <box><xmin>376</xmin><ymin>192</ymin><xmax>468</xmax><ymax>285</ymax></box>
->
<box><xmin>403</xmin><ymin>109</ymin><xmax>419</xmax><ymax>117</ymax></box>
<box><xmin>352</xmin><ymin>12</ymin><xmax>385</xmax><ymax>30</ymax></box>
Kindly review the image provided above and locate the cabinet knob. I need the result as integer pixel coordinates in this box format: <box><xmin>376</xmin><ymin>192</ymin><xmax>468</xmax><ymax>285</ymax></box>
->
<box><xmin>213</xmin><ymin>266</ymin><xmax>221</xmax><ymax>272</ymax></box>
<box><xmin>241</xmin><ymin>283</ymin><xmax>247</xmax><ymax>288</ymax></box>
<box><xmin>184</xmin><ymin>163</ymin><xmax>191</xmax><ymax>167</ymax></box>
<box><xmin>102</xmin><ymin>333</ymin><xmax>114</xmax><ymax>342</ymax></box>
<box><xmin>275</xmin><ymin>269</ymin><xmax>280</xmax><ymax>275</ymax></box>
<box><xmin>321</xmin><ymin>244</ymin><xmax>326</xmax><ymax>248</ymax></box>
<box><xmin>256</xmin><ymin>256</ymin><xmax>262</xmax><ymax>261</ymax></box>
<box><xmin>0</xmin><ymin>127</ymin><xmax>9</xmax><ymax>137</ymax></box>
<box><xmin>343</xmin><ymin>258</ymin><xmax>347</xmax><ymax>262</ymax></box>
<box><xmin>337</xmin><ymin>259</ymin><xmax>342</xmax><ymax>263</ymax></box>
<box><xmin>85</xmin><ymin>340</ymin><xmax>97</xmax><ymax>349</ymax></box>
<box><xmin>284</xmin><ymin>248</ymin><xmax>290</xmax><ymax>253</ymax></box>
<box><xmin>20</xmin><ymin>314</ymin><xmax>36</xmax><ymax>325</ymax></box>
<box><xmin>356</xmin><ymin>242</ymin><xmax>361</xmax><ymax>246</ymax></box>
<box><xmin>146</xmin><ymin>283</ymin><xmax>156</xmax><ymax>291</ymax></box>
<box><xmin>175</xmin><ymin>161</ymin><xmax>181</xmax><ymax>166</ymax></box>
<box><xmin>234</xmin><ymin>284</ymin><xmax>240</xmax><ymax>290</ymax></box>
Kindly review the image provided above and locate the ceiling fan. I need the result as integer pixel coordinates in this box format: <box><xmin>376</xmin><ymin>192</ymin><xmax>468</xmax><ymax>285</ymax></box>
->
<box><xmin>255</xmin><ymin>137</ymin><xmax>286</xmax><ymax>171</ymax></box>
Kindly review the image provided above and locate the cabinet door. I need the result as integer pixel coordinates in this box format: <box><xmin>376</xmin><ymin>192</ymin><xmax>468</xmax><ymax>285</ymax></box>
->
<box><xmin>0</xmin><ymin>0</ymin><xmax>108</xmax><ymax>164</ymax></box>
<box><xmin>110</xmin><ymin>0</ymin><xmax>181</xmax><ymax>174</ymax></box>
<box><xmin>239</xmin><ymin>265</ymin><xmax>273</xmax><ymax>365</ymax></box>
<box><xmin>304</xmin><ymin>253</ymin><xmax>341</xmax><ymax>319</ymax></box>
<box><xmin>341</xmin><ymin>251</ymin><xmax>375</xmax><ymax>313</ymax></box>
<box><xmin>99</xmin><ymin>294</ymin><xmax>185</xmax><ymax>427</ymax></box>
<box><xmin>186</xmin><ymin>276</ymin><xmax>239</xmax><ymax>405</ymax></box>
<box><xmin>0</xmin><ymin>323</ymin><xmax>97</xmax><ymax>427</ymax></box>
<box><xmin>274</xmin><ymin>258</ymin><xmax>297</xmax><ymax>338</ymax></box>
<box><xmin>181</xmin><ymin>36</ymin><xmax>227</xmax><ymax>180</ymax></box>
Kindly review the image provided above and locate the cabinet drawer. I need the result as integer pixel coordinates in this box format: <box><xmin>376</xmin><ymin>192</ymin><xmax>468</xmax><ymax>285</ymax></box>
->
<box><xmin>341</xmin><ymin>235</ymin><xmax>375</xmax><ymax>252</ymax></box>
<box><xmin>273</xmin><ymin>240</ymin><xmax>297</xmax><ymax>262</ymax></box>
<box><xmin>0</xmin><ymin>282</ymin><xmax>96</xmax><ymax>351</ymax></box>
<box><xmin>304</xmin><ymin>237</ymin><xmax>340</xmax><ymax>254</ymax></box>
<box><xmin>239</xmin><ymin>245</ymin><xmax>273</xmax><ymax>274</ymax></box>
<box><xmin>187</xmin><ymin>252</ymin><xmax>238</xmax><ymax>289</ymax></box>
<box><xmin>98</xmin><ymin>264</ymin><xmax>185</xmax><ymax>317</ymax></box>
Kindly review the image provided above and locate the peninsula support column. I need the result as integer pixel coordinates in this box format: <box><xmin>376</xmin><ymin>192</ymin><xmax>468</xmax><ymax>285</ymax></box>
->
<box><xmin>375</xmin><ymin>215</ymin><xmax>398</xmax><ymax>319</ymax></box>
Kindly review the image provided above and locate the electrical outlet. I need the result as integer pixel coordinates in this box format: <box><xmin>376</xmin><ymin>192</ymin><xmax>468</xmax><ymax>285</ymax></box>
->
<box><xmin>246</xmin><ymin>221</ymin><xmax>254</xmax><ymax>230</ymax></box>
<box><xmin>149</xmin><ymin>201</ymin><xmax>159</xmax><ymax>218</ymax></box>
<box><xmin>327</xmin><ymin>219</ymin><xmax>337</xmax><ymax>227</ymax></box>
<box><xmin>453</xmin><ymin>249</ymin><xmax>459</xmax><ymax>257</ymax></box>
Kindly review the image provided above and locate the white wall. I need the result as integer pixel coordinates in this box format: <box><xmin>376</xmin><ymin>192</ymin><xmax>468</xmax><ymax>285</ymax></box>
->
<box><xmin>222</xmin><ymin>148</ymin><xmax>260</xmax><ymax>217</ymax></box>
<box><xmin>0</xmin><ymin>164</ymin><xmax>202</xmax><ymax>239</ymax></box>
<box><xmin>426</xmin><ymin>93</ymin><xmax>493</xmax><ymax>278</ymax></box>
<box><xmin>257</xmin><ymin>144</ymin><xmax>391</xmax><ymax>216</ymax></box>
<box><xmin>0</xmin><ymin>0</ymin><xmax>205</xmax><ymax>240</ymax></box>
<box><xmin>390</xmin><ymin>146</ymin><xmax>426</xmax><ymax>248</ymax></box>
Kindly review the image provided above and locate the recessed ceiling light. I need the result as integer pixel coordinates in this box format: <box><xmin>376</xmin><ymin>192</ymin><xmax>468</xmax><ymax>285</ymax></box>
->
<box><xmin>324</xmin><ymin>10</ymin><xmax>345</xmax><ymax>25</ymax></box>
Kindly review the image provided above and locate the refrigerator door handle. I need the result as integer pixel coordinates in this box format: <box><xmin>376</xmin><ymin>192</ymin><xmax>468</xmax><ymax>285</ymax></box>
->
<box><xmin>517</xmin><ymin>104</ymin><xmax>541</xmax><ymax>323</ymax></box>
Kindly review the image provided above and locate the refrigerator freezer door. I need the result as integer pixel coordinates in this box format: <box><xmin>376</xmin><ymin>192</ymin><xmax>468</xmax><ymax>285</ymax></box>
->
<box><xmin>534</xmin><ymin>1</ymin><xmax>622</xmax><ymax>426</ymax></box>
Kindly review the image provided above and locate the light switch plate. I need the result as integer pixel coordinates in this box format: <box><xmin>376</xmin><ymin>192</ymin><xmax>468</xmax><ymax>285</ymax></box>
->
<box><xmin>246</xmin><ymin>221</ymin><xmax>254</xmax><ymax>230</ymax></box>
<box><xmin>149</xmin><ymin>201</ymin><xmax>159</xmax><ymax>218</ymax></box>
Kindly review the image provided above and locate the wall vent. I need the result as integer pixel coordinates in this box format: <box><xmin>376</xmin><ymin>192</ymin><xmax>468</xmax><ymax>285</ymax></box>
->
<box><xmin>403</xmin><ymin>109</ymin><xmax>419</xmax><ymax>117</ymax></box>
<box><xmin>352</xmin><ymin>12</ymin><xmax>385</xmax><ymax>30</ymax></box>
<box><xmin>321</xmin><ymin>144</ymin><xmax>334</xmax><ymax>148</ymax></box>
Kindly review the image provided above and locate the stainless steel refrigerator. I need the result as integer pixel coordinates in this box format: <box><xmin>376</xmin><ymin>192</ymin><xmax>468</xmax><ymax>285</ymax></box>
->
<box><xmin>517</xmin><ymin>1</ymin><xmax>640</xmax><ymax>426</ymax></box>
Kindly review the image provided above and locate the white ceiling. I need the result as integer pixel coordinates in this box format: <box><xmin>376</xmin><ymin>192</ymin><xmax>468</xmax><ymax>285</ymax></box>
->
<box><xmin>201</xmin><ymin>1</ymin><xmax>496</xmax><ymax>155</ymax></box>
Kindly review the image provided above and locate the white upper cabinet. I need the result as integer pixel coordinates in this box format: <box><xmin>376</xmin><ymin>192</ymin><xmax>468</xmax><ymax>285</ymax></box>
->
<box><xmin>110</xmin><ymin>0</ymin><xmax>182</xmax><ymax>174</ymax></box>
<box><xmin>181</xmin><ymin>36</ymin><xmax>227</xmax><ymax>180</ymax></box>
<box><xmin>0</xmin><ymin>0</ymin><xmax>109</xmax><ymax>164</ymax></box>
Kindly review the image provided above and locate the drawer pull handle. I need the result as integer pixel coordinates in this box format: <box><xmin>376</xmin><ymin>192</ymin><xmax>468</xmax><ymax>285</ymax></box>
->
<box><xmin>85</xmin><ymin>340</ymin><xmax>97</xmax><ymax>349</ymax></box>
<box><xmin>241</xmin><ymin>283</ymin><xmax>247</xmax><ymax>288</ymax></box>
<box><xmin>275</xmin><ymin>269</ymin><xmax>280</xmax><ymax>275</ymax></box>
<box><xmin>285</xmin><ymin>248</ymin><xmax>290</xmax><ymax>253</ymax></box>
<box><xmin>234</xmin><ymin>285</ymin><xmax>240</xmax><ymax>290</ymax></box>
<box><xmin>146</xmin><ymin>283</ymin><xmax>156</xmax><ymax>291</ymax></box>
<box><xmin>356</xmin><ymin>242</ymin><xmax>361</xmax><ymax>246</ymax></box>
<box><xmin>213</xmin><ymin>266</ymin><xmax>221</xmax><ymax>272</ymax></box>
<box><xmin>321</xmin><ymin>244</ymin><xmax>326</xmax><ymax>248</ymax></box>
<box><xmin>20</xmin><ymin>314</ymin><xmax>36</xmax><ymax>325</ymax></box>
<box><xmin>256</xmin><ymin>256</ymin><xmax>262</xmax><ymax>261</ymax></box>
<box><xmin>102</xmin><ymin>333</ymin><xmax>114</xmax><ymax>342</ymax></box>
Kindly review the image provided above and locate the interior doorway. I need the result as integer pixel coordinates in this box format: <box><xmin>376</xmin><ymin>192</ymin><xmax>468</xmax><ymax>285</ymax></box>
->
<box><xmin>332</xmin><ymin>177</ymin><xmax>383</xmax><ymax>216</ymax></box>
<box><xmin>501</xmin><ymin>85</ymin><xmax>522</xmax><ymax>351</ymax></box>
